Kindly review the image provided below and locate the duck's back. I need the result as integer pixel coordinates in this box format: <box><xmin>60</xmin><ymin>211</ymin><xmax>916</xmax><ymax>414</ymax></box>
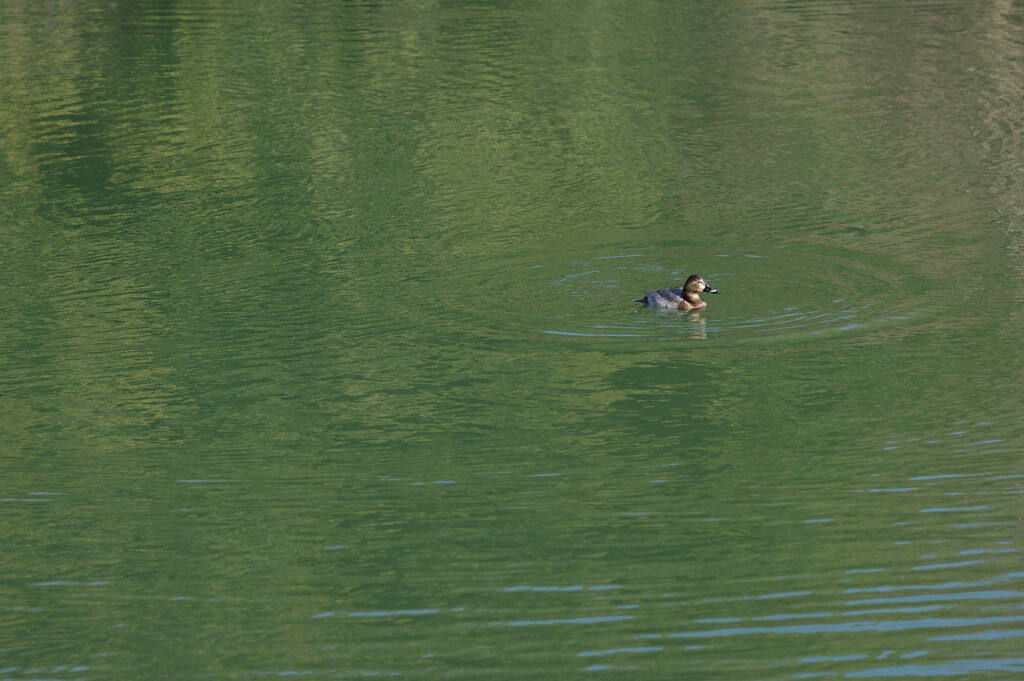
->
<box><xmin>636</xmin><ymin>287</ymin><xmax>685</xmax><ymax>309</ymax></box>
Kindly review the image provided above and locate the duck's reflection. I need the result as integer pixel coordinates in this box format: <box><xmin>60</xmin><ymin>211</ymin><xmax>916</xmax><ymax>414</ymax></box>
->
<box><xmin>687</xmin><ymin>314</ymin><xmax>707</xmax><ymax>340</ymax></box>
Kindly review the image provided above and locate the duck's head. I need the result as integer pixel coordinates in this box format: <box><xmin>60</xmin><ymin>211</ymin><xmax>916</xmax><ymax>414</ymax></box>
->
<box><xmin>685</xmin><ymin>274</ymin><xmax>720</xmax><ymax>295</ymax></box>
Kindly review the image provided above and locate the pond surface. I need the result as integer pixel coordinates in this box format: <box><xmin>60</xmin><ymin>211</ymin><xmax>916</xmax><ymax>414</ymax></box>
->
<box><xmin>1</xmin><ymin>1</ymin><xmax>1022</xmax><ymax>679</ymax></box>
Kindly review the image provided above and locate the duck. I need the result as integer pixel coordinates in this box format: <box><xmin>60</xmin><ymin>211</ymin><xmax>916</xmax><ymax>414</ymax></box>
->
<box><xmin>634</xmin><ymin>274</ymin><xmax>720</xmax><ymax>311</ymax></box>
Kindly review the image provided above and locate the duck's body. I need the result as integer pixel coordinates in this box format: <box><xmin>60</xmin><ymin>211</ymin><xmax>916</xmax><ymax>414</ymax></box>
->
<box><xmin>635</xmin><ymin>274</ymin><xmax>719</xmax><ymax>311</ymax></box>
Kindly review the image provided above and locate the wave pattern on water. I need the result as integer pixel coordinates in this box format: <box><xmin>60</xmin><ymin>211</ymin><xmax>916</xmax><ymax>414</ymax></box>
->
<box><xmin>433</xmin><ymin>247</ymin><xmax>930</xmax><ymax>347</ymax></box>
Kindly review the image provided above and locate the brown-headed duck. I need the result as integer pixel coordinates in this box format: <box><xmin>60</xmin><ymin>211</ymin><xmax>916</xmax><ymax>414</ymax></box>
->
<box><xmin>634</xmin><ymin>274</ymin><xmax>720</xmax><ymax>311</ymax></box>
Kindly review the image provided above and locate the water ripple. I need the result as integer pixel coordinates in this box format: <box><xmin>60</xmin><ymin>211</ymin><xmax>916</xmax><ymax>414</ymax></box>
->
<box><xmin>436</xmin><ymin>246</ymin><xmax>930</xmax><ymax>346</ymax></box>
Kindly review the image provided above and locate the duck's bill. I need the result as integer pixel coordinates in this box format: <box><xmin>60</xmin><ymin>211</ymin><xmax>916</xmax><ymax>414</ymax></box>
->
<box><xmin>704</xmin><ymin>286</ymin><xmax>720</xmax><ymax>294</ymax></box>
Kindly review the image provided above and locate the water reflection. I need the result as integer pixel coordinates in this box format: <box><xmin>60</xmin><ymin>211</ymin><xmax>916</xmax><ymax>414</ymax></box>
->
<box><xmin>1</xmin><ymin>0</ymin><xmax>1023</xmax><ymax>679</ymax></box>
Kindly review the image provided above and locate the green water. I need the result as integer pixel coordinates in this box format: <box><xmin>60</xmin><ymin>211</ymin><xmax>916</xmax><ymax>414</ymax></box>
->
<box><xmin>2</xmin><ymin>1</ymin><xmax>1022</xmax><ymax>679</ymax></box>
